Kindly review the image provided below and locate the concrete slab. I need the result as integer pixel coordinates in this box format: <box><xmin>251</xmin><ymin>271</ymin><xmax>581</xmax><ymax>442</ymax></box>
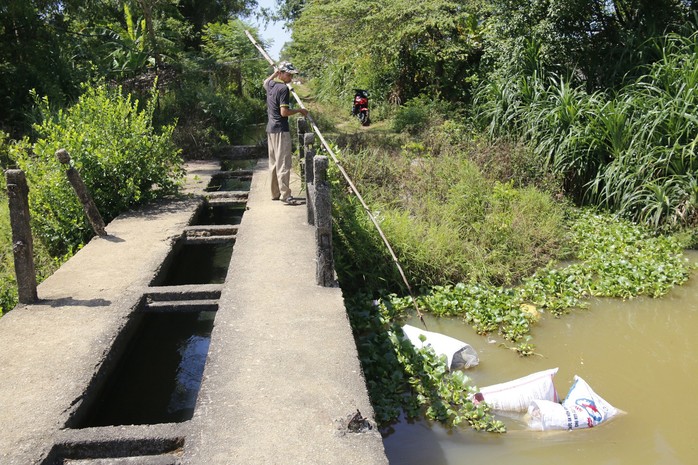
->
<box><xmin>0</xmin><ymin>163</ymin><xmax>214</xmax><ymax>465</ymax></box>
<box><xmin>183</xmin><ymin>159</ymin><xmax>388</xmax><ymax>465</ymax></box>
<box><xmin>0</xmin><ymin>156</ymin><xmax>388</xmax><ymax>465</ymax></box>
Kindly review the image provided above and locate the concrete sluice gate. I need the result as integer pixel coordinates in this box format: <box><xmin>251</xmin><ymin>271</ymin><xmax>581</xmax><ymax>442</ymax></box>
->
<box><xmin>43</xmin><ymin>161</ymin><xmax>250</xmax><ymax>465</ymax></box>
<box><xmin>205</xmin><ymin>173</ymin><xmax>252</xmax><ymax>193</ymax></box>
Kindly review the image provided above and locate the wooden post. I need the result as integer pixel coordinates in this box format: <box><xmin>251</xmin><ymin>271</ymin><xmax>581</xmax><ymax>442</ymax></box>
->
<box><xmin>55</xmin><ymin>149</ymin><xmax>107</xmax><ymax>237</ymax></box>
<box><xmin>313</xmin><ymin>156</ymin><xmax>334</xmax><ymax>286</ymax></box>
<box><xmin>6</xmin><ymin>170</ymin><xmax>38</xmax><ymax>303</ymax></box>
<box><xmin>304</xmin><ymin>133</ymin><xmax>316</xmax><ymax>225</ymax></box>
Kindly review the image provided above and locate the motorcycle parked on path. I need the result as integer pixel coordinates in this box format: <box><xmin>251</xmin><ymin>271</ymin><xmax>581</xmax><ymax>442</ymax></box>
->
<box><xmin>351</xmin><ymin>89</ymin><xmax>370</xmax><ymax>126</ymax></box>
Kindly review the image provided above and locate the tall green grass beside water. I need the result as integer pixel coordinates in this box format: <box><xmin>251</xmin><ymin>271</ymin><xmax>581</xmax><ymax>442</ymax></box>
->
<box><xmin>476</xmin><ymin>33</ymin><xmax>698</xmax><ymax>230</ymax></box>
<box><xmin>331</xmin><ymin>146</ymin><xmax>569</xmax><ymax>293</ymax></box>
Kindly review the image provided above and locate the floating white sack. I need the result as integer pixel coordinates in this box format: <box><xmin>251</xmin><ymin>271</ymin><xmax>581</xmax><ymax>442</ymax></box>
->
<box><xmin>528</xmin><ymin>399</ymin><xmax>579</xmax><ymax>431</ymax></box>
<box><xmin>477</xmin><ymin>368</ymin><xmax>559</xmax><ymax>412</ymax></box>
<box><xmin>527</xmin><ymin>375</ymin><xmax>620</xmax><ymax>431</ymax></box>
<box><xmin>401</xmin><ymin>325</ymin><xmax>479</xmax><ymax>370</ymax></box>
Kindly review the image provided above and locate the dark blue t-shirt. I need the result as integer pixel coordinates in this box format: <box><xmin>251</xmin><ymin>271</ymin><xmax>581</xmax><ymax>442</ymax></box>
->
<box><xmin>265</xmin><ymin>79</ymin><xmax>290</xmax><ymax>133</ymax></box>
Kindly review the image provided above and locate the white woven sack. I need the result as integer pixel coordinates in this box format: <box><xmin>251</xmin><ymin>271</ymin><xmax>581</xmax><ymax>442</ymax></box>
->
<box><xmin>478</xmin><ymin>368</ymin><xmax>559</xmax><ymax>412</ymax></box>
<box><xmin>562</xmin><ymin>375</ymin><xmax>619</xmax><ymax>427</ymax></box>
<box><xmin>401</xmin><ymin>325</ymin><xmax>479</xmax><ymax>370</ymax></box>
<box><xmin>527</xmin><ymin>399</ymin><xmax>571</xmax><ymax>431</ymax></box>
<box><xmin>527</xmin><ymin>375</ymin><xmax>620</xmax><ymax>430</ymax></box>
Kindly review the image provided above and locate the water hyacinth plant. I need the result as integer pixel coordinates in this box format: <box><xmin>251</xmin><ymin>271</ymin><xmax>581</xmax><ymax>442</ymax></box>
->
<box><xmin>385</xmin><ymin>209</ymin><xmax>692</xmax><ymax>351</ymax></box>
<box><xmin>346</xmin><ymin>293</ymin><xmax>506</xmax><ymax>431</ymax></box>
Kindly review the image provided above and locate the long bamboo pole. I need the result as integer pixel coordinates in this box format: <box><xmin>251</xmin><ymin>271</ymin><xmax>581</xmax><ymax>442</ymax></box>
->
<box><xmin>245</xmin><ymin>30</ymin><xmax>426</xmax><ymax>327</ymax></box>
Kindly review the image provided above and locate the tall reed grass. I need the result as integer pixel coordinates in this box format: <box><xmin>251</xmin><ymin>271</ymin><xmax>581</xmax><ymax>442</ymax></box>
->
<box><xmin>476</xmin><ymin>33</ymin><xmax>698</xmax><ymax>230</ymax></box>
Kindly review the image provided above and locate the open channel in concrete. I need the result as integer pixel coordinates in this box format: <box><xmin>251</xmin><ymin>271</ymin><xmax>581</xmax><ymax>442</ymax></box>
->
<box><xmin>0</xmin><ymin>147</ymin><xmax>388</xmax><ymax>465</ymax></box>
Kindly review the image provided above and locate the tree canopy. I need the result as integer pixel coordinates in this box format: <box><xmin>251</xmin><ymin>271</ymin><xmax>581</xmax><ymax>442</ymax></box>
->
<box><xmin>0</xmin><ymin>0</ymin><xmax>260</xmax><ymax>135</ymax></box>
<box><xmin>286</xmin><ymin>0</ymin><xmax>698</xmax><ymax>103</ymax></box>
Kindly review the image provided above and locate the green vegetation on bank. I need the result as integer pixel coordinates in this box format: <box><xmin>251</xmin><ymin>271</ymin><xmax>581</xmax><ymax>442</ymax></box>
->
<box><xmin>0</xmin><ymin>3</ymin><xmax>270</xmax><ymax>315</ymax></box>
<box><xmin>334</xmin><ymin>138</ymin><xmax>694</xmax><ymax>427</ymax></box>
<box><xmin>386</xmin><ymin>210</ymin><xmax>693</xmax><ymax>349</ymax></box>
<box><xmin>347</xmin><ymin>293</ymin><xmax>505</xmax><ymax>431</ymax></box>
<box><xmin>330</xmin><ymin>125</ymin><xmax>693</xmax><ymax>425</ymax></box>
<box><xmin>332</xmin><ymin>144</ymin><xmax>568</xmax><ymax>291</ymax></box>
<box><xmin>477</xmin><ymin>33</ymin><xmax>698</xmax><ymax>229</ymax></box>
<box><xmin>283</xmin><ymin>1</ymin><xmax>698</xmax><ymax>430</ymax></box>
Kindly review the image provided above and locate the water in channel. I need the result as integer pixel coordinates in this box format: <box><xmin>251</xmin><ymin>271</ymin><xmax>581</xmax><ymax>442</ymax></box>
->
<box><xmin>154</xmin><ymin>242</ymin><xmax>234</xmax><ymax>286</ymax></box>
<box><xmin>205</xmin><ymin>176</ymin><xmax>252</xmax><ymax>192</ymax></box>
<box><xmin>383</xmin><ymin>251</ymin><xmax>698</xmax><ymax>465</ymax></box>
<box><xmin>80</xmin><ymin>311</ymin><xmax>215</xmax><ymax>426</ymax></box>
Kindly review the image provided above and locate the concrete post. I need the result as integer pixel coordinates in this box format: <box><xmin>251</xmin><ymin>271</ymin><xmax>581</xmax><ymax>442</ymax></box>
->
<box><xmin>304</xmin><ymin>133</ymin><xmax>317</xmax><ymax>225</ymax></box>
<box><xmin>5</xmin><ymin>170</ymin><xmax>38</xmax><ymax>303</ymax></box>
<box><xmin>297</xmin><ymin>117</ymin><xmax>308</xmax><ymax>162</ymax></box>
<box><xmin>303</xmin><ymin>133</ymin><xmax>316</xmax><ymax>185</ymax></box>
<box><xmin>55</xmin><ymin>149</ymin><xmax>107</xmax><ymax>237</ymax></box>
<box><xmin>313</xmin><ymin>156</ymin><xmax>334</xmax><ymax>286</ymax></box>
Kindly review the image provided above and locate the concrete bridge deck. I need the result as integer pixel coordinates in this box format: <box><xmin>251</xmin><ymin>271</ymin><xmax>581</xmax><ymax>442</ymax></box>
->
<box><xmin>0</xmin><ymin>153</ymin><xmax>388</xmax><ymax>464</ymax></box>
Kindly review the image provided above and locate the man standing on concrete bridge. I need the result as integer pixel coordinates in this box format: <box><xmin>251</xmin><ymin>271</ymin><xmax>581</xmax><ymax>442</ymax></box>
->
<box><xmin>264</xmin><ymin>61</ymin><xmax>308</xmax><ymax>204</ymax></box>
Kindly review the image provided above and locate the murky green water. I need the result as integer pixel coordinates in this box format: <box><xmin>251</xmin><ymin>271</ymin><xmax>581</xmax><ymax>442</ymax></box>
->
<box><xmin>205</xmin><ymin>176</ymin><xmax>252</xmax><ymax>192</ymax></box>
<box><xmin>384</xmin><ymin>251</ymin><xmax>698</xmax><ymax>465</ymax></box>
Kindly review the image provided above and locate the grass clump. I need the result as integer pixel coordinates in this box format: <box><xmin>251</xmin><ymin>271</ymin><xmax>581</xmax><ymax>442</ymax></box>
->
<box><xmin>332</xmin><ymin>146</ymin><xmax>568</xmax><ymax>290</ymax></box>
<box><xmin>475</xmin><ymin>33</ymin><xmax>698</xmax><ymax>230</ymax></box>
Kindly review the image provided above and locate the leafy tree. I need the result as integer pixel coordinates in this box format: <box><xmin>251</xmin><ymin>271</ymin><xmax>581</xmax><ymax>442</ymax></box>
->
<box><xmin>0</xmin><ymin>1</ymin><xmax>81</xmax><ymax>135</ymax></box>
<box><xmin>265</xmin><ymin>0</ymin><xmax>305</xmax><ymax>25</ymax></box>
<box><xmin>479</xmin><ymin>0</ymin><xmax>693</xmax><ymax>90</ymax></box>
<box><xmin>0</xmin><ymin>0</ymin><xmax>266</xmax><ymax>140</ymax></box>
<box><xmin>178</xmin><ymin>0</ymin><xmax>257</xmax><ymax>44</ymax></box>
<box><xmin>290</xmin><ymin>0</ymin><xmax>484</xmax><ymax>104</ymax></box>
<box><xmin>201</xmin><ymin>20</ymin><xmax>269</xmax><ymax>97</ymax></box>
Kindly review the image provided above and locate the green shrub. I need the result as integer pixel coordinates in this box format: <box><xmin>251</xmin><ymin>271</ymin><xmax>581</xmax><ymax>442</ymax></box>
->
<box><xmin>392</xmin><ymin>96</ymin><xmax>454</xmax><ymax>135</ymax></box>
<box><xmin>11</xmin><ymin>84</ymin><xmax>184</xmax><ymax>256</ymax></box>
<box><xmin>157</xmin><ymin>77</ymin><xmax>266</xmax><ymax>158</ymax></box>
<box><xmin>392</xmin><ymin>100</ymin><xmax>429</xmax><ymax>134</ymax></box>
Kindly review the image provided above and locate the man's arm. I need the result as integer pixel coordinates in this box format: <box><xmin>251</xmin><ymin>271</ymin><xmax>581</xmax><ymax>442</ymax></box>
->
<box><xmin>264</xmin><ymin>70</ymin><xmax>279</xmax><ymax>86</ymax></box>
<box><xmin>280</xmin><ymin>107</ymin><xmax>308</xmax><ymax>117</ymax></box>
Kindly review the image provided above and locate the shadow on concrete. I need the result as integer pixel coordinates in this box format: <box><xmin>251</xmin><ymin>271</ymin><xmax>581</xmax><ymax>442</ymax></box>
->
<box><xmin>38</xmin><ymin>297</ymin><xmax>112</xmax><ymax>308</ymax></box>
<box><xmin>116</xmin><ymin>198</ymin><xmax>198</xmax><ymax>221</ymax></box>
<box><xmin>100</xmin><ymin>235</ymin><xmax>125</xmax><ymax>243</ymax></box>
